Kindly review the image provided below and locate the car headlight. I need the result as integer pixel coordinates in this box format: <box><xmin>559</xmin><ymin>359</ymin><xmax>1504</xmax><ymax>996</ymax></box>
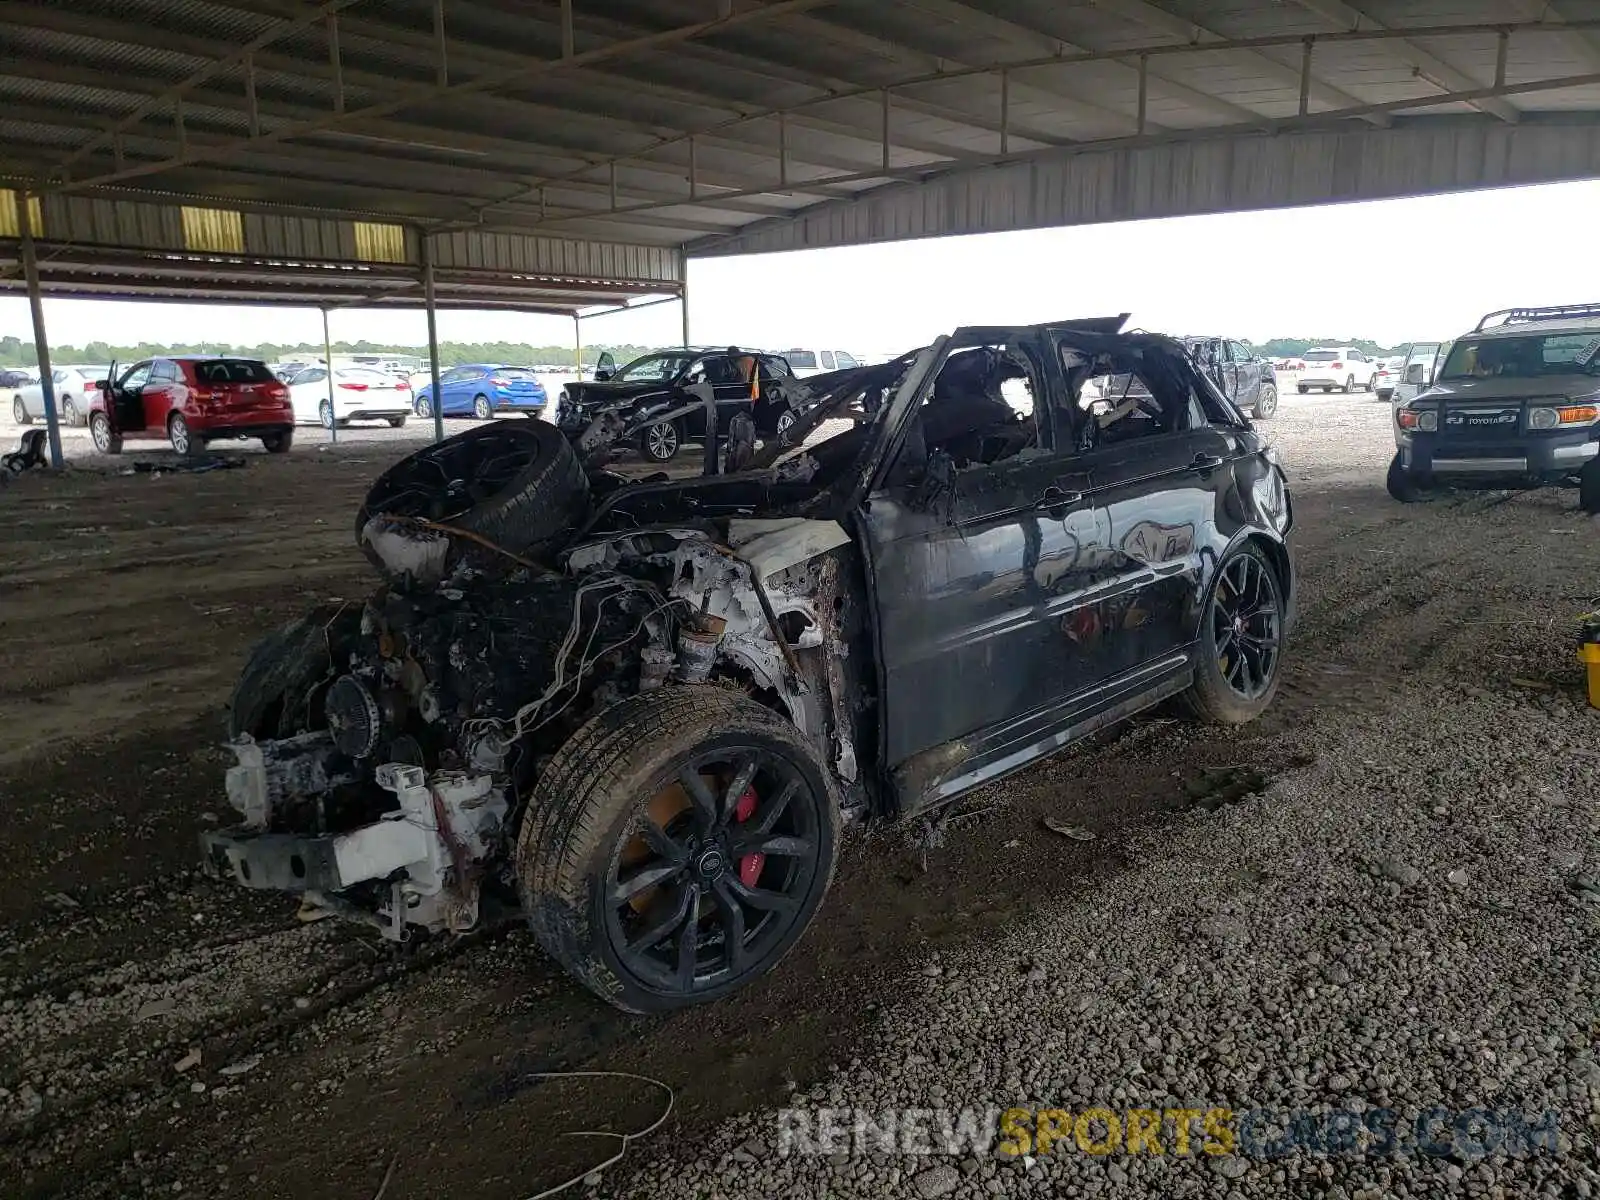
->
<box><xmin>1396</xmin><ymin>408</ymin><xmax>1436</xmax><ymax>432</ymax></box>
<box><xmin>1529</xmin><ymin>407</ymin><xmax>1560</xmax><ymax>430</ymax></box>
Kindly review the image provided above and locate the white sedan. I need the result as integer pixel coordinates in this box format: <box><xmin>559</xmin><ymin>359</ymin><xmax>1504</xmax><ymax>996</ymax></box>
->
<box><xmin>284</xmin><ymin>366</ymin><xmax>412</xmax><ymax>428</ymax></box>
<box><xmin>10</xmin><ymin>366</ymin><xmax>103</xmax><ymax>427</ymax></box>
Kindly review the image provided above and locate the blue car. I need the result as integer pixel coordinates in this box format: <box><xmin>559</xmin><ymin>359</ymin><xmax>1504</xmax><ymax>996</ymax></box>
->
<box><xmin>413</xmin><ymin>364</ymin><xmax>548</xmax><ymax>420</ymax></box>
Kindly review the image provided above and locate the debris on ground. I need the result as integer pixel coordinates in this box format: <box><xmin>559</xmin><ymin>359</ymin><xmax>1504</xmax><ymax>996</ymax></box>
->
<box><xmin>1040</xmin><ymin>816</ymin><xmax>1095</xmax><ymax>840</ymax></box>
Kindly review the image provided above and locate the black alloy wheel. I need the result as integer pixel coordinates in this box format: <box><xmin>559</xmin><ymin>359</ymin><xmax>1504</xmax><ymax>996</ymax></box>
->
<box><xmin>602</xmin><ymin>748</ymin><xmax>825</xmax><ymax>998</ymax></box>
<box><xmin>1209</xmin><ymin>549</ymin><xmax>1282</xmax><ymax>703</ymax></box>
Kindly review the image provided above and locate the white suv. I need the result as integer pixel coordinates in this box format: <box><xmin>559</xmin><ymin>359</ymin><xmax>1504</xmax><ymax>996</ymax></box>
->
<box><xmin>1297</xmin><ymin>347</ymin><xmax>1378</xmax><ymax>394</ymax></box>
<box><xmin>781</xmin><ymin>349</ymin><xmax>863</xmax><ymax>378</ymax></box>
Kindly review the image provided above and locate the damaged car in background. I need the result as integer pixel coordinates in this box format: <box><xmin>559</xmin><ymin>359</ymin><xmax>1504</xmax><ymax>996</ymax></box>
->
<box><xmin>555</xmin><ymin>346</ymin><xmax>820</xmax><ymax>464</ymax></box>
<box><xmin>204</xmin><ymin>316</ymin><xmax>1296</xmax><ymax>1013</ymax></box>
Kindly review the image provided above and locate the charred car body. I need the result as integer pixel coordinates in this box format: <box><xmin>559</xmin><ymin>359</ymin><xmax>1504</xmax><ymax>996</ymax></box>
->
<box><xmin>205</xmin><ymin>317</ymin><xmax>1296</xmax><ymax>1012</ymax></box>
<box><xmin>1104</xmin><ymin>336</ymin><xmax>1278</xmax><ymax>421</ymax></box>
<box><xmin>557</xmin><ymin>347</ymin><xmax>817</xmax><ymax>464</ymax></box>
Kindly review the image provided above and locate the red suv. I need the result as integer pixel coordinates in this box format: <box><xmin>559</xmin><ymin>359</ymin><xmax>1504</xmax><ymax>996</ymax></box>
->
<box><xmin>90</xmin><ymin>356</ymin><xmax>294</xmax><ymax>456</ymax></box>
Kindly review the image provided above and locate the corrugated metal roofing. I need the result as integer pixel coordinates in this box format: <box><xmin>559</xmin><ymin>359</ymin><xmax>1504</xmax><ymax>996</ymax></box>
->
<box><xmin>1</xmin><ymin>0</ymin><xmax>1598</xmax><ymax>300</ymax></box>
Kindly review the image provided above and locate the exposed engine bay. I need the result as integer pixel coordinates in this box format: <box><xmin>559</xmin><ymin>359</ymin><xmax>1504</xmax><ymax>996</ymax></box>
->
<box><xmin>203</xmin><ymin>514</ymin><xmax>874</xmax><ymax>942</ymax></box>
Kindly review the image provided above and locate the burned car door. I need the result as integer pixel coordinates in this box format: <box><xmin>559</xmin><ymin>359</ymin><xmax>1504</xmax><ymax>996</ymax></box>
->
<box><xmin>1068</xmin><ymin>340</ymin><xmax>1244</xmax><ymax>684</ymax></box>
<box><xmin>858</xmin><ymin>338</ymin><xmax>1117</xmax><ymax>811</ymax></box>
<box><xmin>1229</xmin><ymin>342</ymin><xmax>1261</xmax><ymax>411</ymax></box>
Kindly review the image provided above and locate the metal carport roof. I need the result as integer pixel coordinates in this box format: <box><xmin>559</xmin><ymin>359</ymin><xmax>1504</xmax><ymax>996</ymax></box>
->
<box><xmin>5</xmin><ymin>1</ymin><xmax>1600</xmax><ymax>280</ymax></box>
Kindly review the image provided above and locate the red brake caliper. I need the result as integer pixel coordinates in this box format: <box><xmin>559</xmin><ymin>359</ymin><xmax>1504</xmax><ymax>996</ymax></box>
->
<box><xmin>733</xmin><ymin>785</ymin><xmax>764</xmax><ymax>887</ymax></box>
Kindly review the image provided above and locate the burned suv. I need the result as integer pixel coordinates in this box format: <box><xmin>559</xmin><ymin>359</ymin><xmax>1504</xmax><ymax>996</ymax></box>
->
<box><xmin>205</xmin><ymin>317</ymin><xmax>1296</xmax><ymax>1013</ymax></box>
<box><xmin>1389</xmin><ymin>304</ymin><xmax>1600</xmax><ymax>512</ymax></box>
<box><xmin>1104</xmin><ymin>336</ymin><xmax>1278</xmax><ymax>420</ymax></box>
<box><xmin>557</xmin><ymin>347</ymin><xmax>811</xmax><ymax>463</ymax></box>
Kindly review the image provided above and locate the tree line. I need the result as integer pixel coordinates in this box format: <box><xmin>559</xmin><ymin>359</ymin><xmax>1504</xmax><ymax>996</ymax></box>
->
<box><xmin>0</xmin><ymin>335</ymin><xmax>656</xmax><ymax>370</ymax></box>
<box><xmin>1255</xmin><ymin>337</ymin><xmax>1399</xmax><ymax>358</ymax></box>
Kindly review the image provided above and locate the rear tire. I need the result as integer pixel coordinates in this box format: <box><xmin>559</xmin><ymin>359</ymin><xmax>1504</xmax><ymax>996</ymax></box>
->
<box><xmin>517</xmin><ymin>686</ymin><xmax>838</xmax><ymax>1013</ymax></box>
<box><xmin>1296</xmin><ymin>384</ymin><xmax>1308</xmax><ymax>395</ymax></box>
<box><xmin>262</xmin><ymin>429</ymin><xmax>294</xmax><ymax>454</ymax></box>
<box><xmin>60</xmin><ymin>396</ymin><xmax>80</xmax><ymax>426</ymax></box>
<box><xmin>415</xmin><ymin>396</ymin><xmax>433</xmax><ymax>419</ymax></box>
<box><xmin>1341</xmin><ymin>375</ymin><xmax>1354</xmax><ymax>393</ymax></box>
<box><xmin>90</xmin><ymin>411</ymin><xmax>122</xmax><ymax>454</ymax></box>
<box><xmin>12</xmin><ymin>396</ymin><xmax>30</xmax><ymax>425</ymax></box>
<box><xmin>1180</xmin><ymin>542</ymin><xmax>1284</xmax><ymax>725</ymax></box>
<box><xmin>473</xmin><ymin>394</ymin><xmax>492</xmax><ymax>420</ymax></box>
<box><xmin>1580</xmin><ymin>456</ymin><xmax>1600</xmax><ymax>515</ymax></box>
<box><xmin>169</xmin><ymin>413</ymin><xmax>204</xmax><ymax>457</ymax></box>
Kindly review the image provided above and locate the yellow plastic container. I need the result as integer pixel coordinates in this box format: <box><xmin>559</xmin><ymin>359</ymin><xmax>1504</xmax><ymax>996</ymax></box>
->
<box><xmin>1581</xmin><ymin>614</ymin><xmax>1600</xmax><ymax>709</ymax></box>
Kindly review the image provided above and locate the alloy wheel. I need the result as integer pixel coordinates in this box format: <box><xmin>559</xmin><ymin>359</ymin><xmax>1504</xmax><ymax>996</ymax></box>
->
<box><xmin>91</xmin><ymin>413</ymin><xmax>113</xmax><ymax>452</ymax></box>
<box><xmin>1210</xmin><ymin>552</ymin><xmax>1281</xmax><ymax>702</ymax></box>
<box><xmin>644</xmin><ymin>421</ymin><xmax>679</xmax><ymax>460</ymax></box>
<box><xmin>320</xmin><ymin>400</ymin><xmax>335</xmax><ymax>428</ymax></box>
<box><xmin>169</xmin><ymin>415</ymin><xmax>190</xmax><ymax>454</ymax></box>
<box><xmin>473</xmin><ymin>396</ymin><xmax>492</xmax><ymax>420</ymax></box>
<box><xmin>603</xmin><ymin>748</ymin><xmax>824</xmax><ymax>997</ymax></box>
<box><xmin>11</xmin><ymin>397</ymin><xmax>26</xmax><ymax>424</ymax></box>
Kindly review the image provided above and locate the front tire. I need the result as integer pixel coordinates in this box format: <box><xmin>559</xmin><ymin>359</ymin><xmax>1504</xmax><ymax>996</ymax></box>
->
<box><xmin>1296</xmin><ymin>384</ymin><xmax>1308</xmax><ymax>395</ymax></box>
<box><xmin>1386</xmin><ymin>452</ymin><xmax>1423</xmax><ymax>503</ymax></box>
<box><xmin>1252</xmin><ymin>384</ymin><xmax>1278</xmax><ymax>420</ymax></box>
<box><xmin>517</xmin><ymin>686</ymin><xmax>838</xmax><ymax>1013</ymax></box>
<box><xmin>639</xmin><ymin>419</ymin><xmax>681</xmax><ymax>462</ymax></box>
<box><xmin>386</xmin><ymin>415</ymin><xmax>407</xmax><ymax>428</ymax></box>
<box><xmin>473</xmin><ymin>394</ymin><xmax>492</xmax><ymax>420</ymax></box>
<box><xmin>12</xmin><ymin>396</ymin><xmax>30</xmax><ymax>425</ymax></box>
<box><xmin>1579</xmin><ymin>456</ymin><xmax>1600</xmax><ymax>515</ymax></box>
<box><xmin>1181</xmin><ymin>543</ymin><xmax>1284</xmax><ymax>725</ymax></box>
<box><xmin>90</xmin><ymin>411</ymin><xmax>122</xmax><ymax>454</ymax></box>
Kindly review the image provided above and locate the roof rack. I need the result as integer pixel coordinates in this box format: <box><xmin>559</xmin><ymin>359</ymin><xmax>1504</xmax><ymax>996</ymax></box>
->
<box><xmin>1475</xmin><ymin>303</ymin><xmax>1600</xmax><ymax>332</ymax></box>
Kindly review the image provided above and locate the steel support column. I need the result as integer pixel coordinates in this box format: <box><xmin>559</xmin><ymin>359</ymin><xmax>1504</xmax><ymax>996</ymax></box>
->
<box><xmin>422</xmin><ymin>233</ymin><xmax>444</xmax><ymax>442</ymax></box>
<box><xmin>18</xmin><ymin>191</ymin><xmax>62</xmax><ymax>469</ymax></box>
<box><xmin>680</xmin><ymin>251</ymin><xmax>690</xmax><ymax>348</ymax></box>
<box><xmin>574</xmin><ymin>313</ymin><xmax>583</xmax><ymax>380</ymax></box>
<box><xmin>321</xmin><ymin>307</ymin><xmax>337</xmax><ymax>444</ymax></box>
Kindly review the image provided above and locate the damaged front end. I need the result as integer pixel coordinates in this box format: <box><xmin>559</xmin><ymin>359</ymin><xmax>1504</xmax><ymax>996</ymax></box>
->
<box><xmin>203</xmin><ymin>516</ymin><xmax>875</xmax><ymax>944</ymax></box>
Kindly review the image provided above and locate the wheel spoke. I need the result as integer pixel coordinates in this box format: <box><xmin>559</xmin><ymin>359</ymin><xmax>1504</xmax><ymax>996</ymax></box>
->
<box><xmin>679</xmin><ymin>767</ymin><xmax>720</xmax><ymax>831</ymax></box>
<box><xmin>745</xmin><ymin>776</ymin><xmax>799</xmax><ymax>838</ymax></box>
<box><xmin>731</xmin><ymin>832</ymin><xmax>814</xmax><ymax>859</ymax></box>
<box><xmin>711</xmin><ymin>878</ymin><xmax>748</xmax><ymax>973</ymax></box>
<box><xmin>625</xmin><ymin>882</ymin><xmax>696</xmax><ymax>953</ymax></box>
<box><xmin>721</xmin><ymin>755</ymin><xmax>760</xmax><ymax>823</ymax></box>
<box><xmin>638</xmin><ymin>819</ymin><xmax>690</xmax><ymax>865</ymax></box>
<box><xmin>610</xmin><ymin>859</ymin><xmax>685</xmax><ymax>905</ymax></box>
<box><xmin>674</xmin><ymin>884</ymin><xmax>702</xmax><ymax>990</ymax></box>
<box><xmin>725</xmin><ymin>877</ymin><xmax>800</xmax><ymax>916</ymax></box>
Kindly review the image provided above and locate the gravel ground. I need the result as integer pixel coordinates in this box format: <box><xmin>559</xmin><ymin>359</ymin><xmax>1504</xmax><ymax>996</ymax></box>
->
<box><xmin>3</xmin><ymin>385</ymin><xmax>1599</xmax><ymax>1199</ymax></box>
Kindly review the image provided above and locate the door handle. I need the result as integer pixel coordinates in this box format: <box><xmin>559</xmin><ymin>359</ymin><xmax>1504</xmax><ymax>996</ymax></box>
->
<box><xmin>1191</xmin><ymin>452</ymin><xmax>1225</xmax><ymax>472</ymax></box>
<box><xmin>1036</xmin><ymin>485</ymin><xmax>1083</xmax><ymax>517</ymax></box>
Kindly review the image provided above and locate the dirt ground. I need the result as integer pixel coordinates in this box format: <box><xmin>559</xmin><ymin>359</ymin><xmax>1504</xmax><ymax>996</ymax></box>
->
<box><xmin>2</xmin><ymin>392</ymin><xmax>1597</xmax><ymax>1198</ymax></box>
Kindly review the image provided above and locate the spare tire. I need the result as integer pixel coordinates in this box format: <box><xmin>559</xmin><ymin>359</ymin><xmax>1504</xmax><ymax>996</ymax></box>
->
<box><xmin>356</xmin><ymin>422</ymin><xmax>587</xmax><ymax>572</ymax></box>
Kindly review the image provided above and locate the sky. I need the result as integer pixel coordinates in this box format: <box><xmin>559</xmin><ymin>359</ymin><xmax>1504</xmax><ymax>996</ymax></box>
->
<box><xmin>6</xmin><ymin>178</ymin><xmax>1600</xmax><ymax>357</ymax></box>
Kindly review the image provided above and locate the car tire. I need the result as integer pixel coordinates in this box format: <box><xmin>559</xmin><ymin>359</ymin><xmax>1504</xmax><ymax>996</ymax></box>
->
<box><xmin>517</xmin><ymin>685</ymin><xmax>839</xmax><ymax>1014</ymax></box>
<box><xmin>12</xmin><ymin>396</ymin><xmax>31</xmax><ymax>425</ymax></box>
<box><xmin>473</xmin><ymin>394</ymin><xmax>492</xmax><ymax>420</ymax></box>
<box><xmin>1386</xmin><ymin>452</ymin><xmax>1424</xmax><ymax>503</ymax></box>
<box><xmin>355</xmin><ymin>419</ymin><xmax>588</xmax><ymax>571</ymax></box>
<box><xmin>90</xmin><ymin>411</ymin><xmax>122</xmax><ymax>454</ymax></box>
<box><xmin>168</xmin><ymin>413</ymin><xmax>205</xmax><ymax>457</ymax></box>
<box><xmin>60</xmin><ymin>396</ymin><xmax>79</xmax><ymax>426</ymax></box>
<box><xmin>1296</xmin><ymin>384</ymin><xmax>1308</xmax><ymax>395</ymax></box>
<box><xmin>319</xmin><ymin>400</ymin><xmax>337</xmax><ymax>429</ymax></box>
<box><xmin>1251</xmin><ymin>384</ymin><xmax>1278</xmax><ymax>420</ymax></box>
<box><xmin>261</xmin><ymin>428</ymin><xmax>294</xmax><ymax>454</ymax></box>
<box><xmin>1579</xmin><ymin>456</ymin><xmax>1600</xmax><ymax>515</ymax></box>
<box><xmin>228</xmin><ymin>603</ymin><xmax>357</xmax><ymax>739</ymax></box>
<box><xmin>415</xmin><ymin>395</ymin><xmax>432</xmax><ymax>418</ymax></box>
<box><xmin>1342</xmin><ymin>375</ymin><xmax>1354</xmax><ymax>393</ymax></box>
<box><xmin>1323</xmin><ymin>386</ymin><xmax>1334</xmax><ymax>393</ymax></box>
<box><xmin>638</xmin><ymin>419</ymin><xmax>681</xmax><ymax>462</ymax></box>
<box><xmin>387</xmin><ymin>415</ymin><xmax>407</xmax><ymax>428</ymax></box>
<box><xmin>1180</xmin><ymin>542</ymin><xmax>1284</xmax><ymax>726</ymax></box>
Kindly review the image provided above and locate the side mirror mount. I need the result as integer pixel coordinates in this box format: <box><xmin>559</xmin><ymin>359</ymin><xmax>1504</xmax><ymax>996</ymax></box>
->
<box><xmin>1404</xmin><ymin>363</ymin><xmax>1426</xmax><ymax>385</ymax></box>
